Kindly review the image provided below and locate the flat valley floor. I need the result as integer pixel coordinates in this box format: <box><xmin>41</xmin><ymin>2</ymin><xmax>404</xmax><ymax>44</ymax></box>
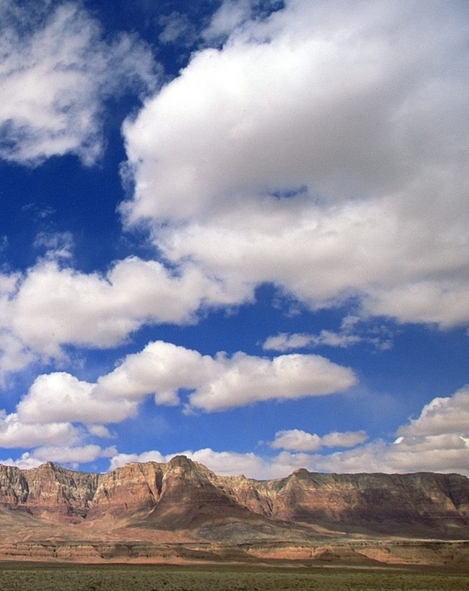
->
<box><xmin>0</xmin><ymin>563</ymin><xmax>468</xmax><ymax>591</ymax></box>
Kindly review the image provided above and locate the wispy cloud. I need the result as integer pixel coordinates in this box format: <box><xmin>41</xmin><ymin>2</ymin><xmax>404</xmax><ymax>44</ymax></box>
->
<box><xmin>263</xmin><ymin>316</ymin><xmax>393</xmax><ymax>352</ymax></box>
<box><xmin>271</xmin><ymin>429</ymin><xmax>368</xmax><ymax>452</ymax></box>
<box><xmin>158</xmin><ymin>12</ymin><xmax>197</xmax><ymax>46</ymax></box>
<box><xmin>0</xmin><ymin>1</ymin><xmax>156</xmax><ymax>165</ymax></box>
<box><xmin>33</xmin><ymin>231</ymin><xmax>74</xmax><ymax>260</ymax></box>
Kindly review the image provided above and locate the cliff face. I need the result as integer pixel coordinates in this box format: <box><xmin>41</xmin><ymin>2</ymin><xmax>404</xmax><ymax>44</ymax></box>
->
<box><xmin>0</xmin><ymin>456</ymin><xmax>468</xmax><ymax>540</ymax></box>
<box><xmin>88</xmin><ymin>462</ymin><xmax>163</xmax><ymax>519</ymax></box>
<box><xmin>0</xmin><ymin>462</ymin><xmax>99</xmax><ymax>520</ymax></box>
<box><xmin>248</xmin><ymin>470</ymin><xmax>469</xmax><ymax>536</ymax></box>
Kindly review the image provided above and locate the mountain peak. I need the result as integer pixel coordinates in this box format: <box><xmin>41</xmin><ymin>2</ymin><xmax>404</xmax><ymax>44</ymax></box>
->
<box><xmin>167</xmin><ymin>454</ymin><xmax>196</xmax><ymax>469</ymax></box>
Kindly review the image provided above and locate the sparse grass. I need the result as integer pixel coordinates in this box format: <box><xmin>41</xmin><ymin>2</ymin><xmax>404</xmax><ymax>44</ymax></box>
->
<box><xmin>0</xmin><ymin>563</ymin><xmax>467</xmax><ymax>591</ymax></box>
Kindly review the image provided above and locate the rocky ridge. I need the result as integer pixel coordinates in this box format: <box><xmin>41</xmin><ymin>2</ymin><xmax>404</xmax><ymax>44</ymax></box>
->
<box><xmin>1</xmin><ymin>456</ymin><xmax>469</xmax><ymax>565</ymax></box>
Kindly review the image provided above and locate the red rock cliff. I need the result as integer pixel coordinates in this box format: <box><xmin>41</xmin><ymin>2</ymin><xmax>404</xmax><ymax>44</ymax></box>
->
<box><xmin>0</xmin><ymin>456</ymin><xmax>468</xmax><ymax>538</ymax></box>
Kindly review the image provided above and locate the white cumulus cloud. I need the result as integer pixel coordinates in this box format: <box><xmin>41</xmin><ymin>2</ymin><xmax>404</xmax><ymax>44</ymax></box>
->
<box><xmin>17</xmin><ymin>372</ymin><xmax>138</xmax><ymax>425</ymax></box>
<box><xmin>95</xmin><ymin>341</ymin><xmax>357</xmax><ymax>412</ymax></box>
<box><xmin>0</xmin><ymin>256</ymin><xmax>251</xmax><ymax>375</ymax></box>
<box><xmin>0</xmin><ymin>411</ymin><xmax>79</xmax><ymax>449</ymax></box>
<box><xmin>32</xmin><ymin>444</ymin><xmax>117</xmax><ymax>465</ymax></box>
<box><xmin>121</xmin><ymin>0</ymin><xmax>469</xmax><ymax>328</ymax></box>
<box><xmin>397</xmin><ymin>386</ymin><xmax>469</xmax><ymax>438</ymax></box>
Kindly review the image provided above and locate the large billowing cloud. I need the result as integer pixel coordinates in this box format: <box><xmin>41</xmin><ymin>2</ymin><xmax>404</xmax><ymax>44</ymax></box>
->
<box><xmin>0</xmin><ymin>0</ymin><xmax>155</xmax><ymax>165</ymax></box>
<box><xmin>15</xmin><ymin>341</ymin><xmax>356</xmax><ymax>423</ymax></box>
<box><xmin>96</xmin><ymin>341</ymin><xmax>357</xmax><ymax>412</ymax></box>
<box><xmin>122</xmin><ymin>0</ymin><xmax>469</xmax><ymax>327</ymax></box>
<box><xmin>0</xmin><ymin>0</ymin><xmax>465</xmax><ymax>380</ymax></box>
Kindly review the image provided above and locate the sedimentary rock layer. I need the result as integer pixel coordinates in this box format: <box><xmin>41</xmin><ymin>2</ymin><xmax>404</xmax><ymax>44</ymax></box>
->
<box><xmin>0</xmin><ymin>456</ymin><xmax>468</xmax><ymax>540</ymax></box>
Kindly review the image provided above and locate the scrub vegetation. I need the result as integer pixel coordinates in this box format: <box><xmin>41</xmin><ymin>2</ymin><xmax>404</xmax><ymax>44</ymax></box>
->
<box><xmin>0</xmin><ymin>564</ymin><xmax>468</xmax><ymax>591</ymax></box>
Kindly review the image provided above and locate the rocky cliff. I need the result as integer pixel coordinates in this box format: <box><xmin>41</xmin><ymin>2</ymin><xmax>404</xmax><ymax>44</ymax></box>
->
<box><xmin>220</xmin><ymin>468</ymin><xmax>469</xmax><ymax>538</ymax></box>
<box><xmin>1</xmin><ymin>456</ymin><xmax>469</xmax><ymax>544</ymax></box>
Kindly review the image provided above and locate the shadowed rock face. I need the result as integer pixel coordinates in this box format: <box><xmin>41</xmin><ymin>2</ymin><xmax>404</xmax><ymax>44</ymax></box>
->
<box><xmin>256</xmin><ymin>470</ymin><xmax>469</xmax><ymax>537</ymax></box>
<box><xmin>0</xmin><ymin>456</ymin><xmax>469</xmax><ymax>539</ymax></box>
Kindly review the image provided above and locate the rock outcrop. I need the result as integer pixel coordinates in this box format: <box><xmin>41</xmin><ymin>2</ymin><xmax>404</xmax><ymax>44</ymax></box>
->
<box><xmin>221</xmin><ymin>468</ymin><xmax>469</xmax><ymax>537</ymax></box>
<box><xmin>0</xmin><ymin>456</ymin><xmax>469</xmax><ymax>549</ymax></box>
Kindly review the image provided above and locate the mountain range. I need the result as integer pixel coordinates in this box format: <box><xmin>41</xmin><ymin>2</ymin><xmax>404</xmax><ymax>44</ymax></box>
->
<box><xmin>0</xmin><ymin>456</ymin><xmax>468</xmax><ymax>566</ymax></box>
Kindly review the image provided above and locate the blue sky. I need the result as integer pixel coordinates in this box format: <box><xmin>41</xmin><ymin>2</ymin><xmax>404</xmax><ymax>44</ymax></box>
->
<box><xmin>0</xmin><ymin>0</ymin><xmax>468</xmax><ymax>478</ymax></box>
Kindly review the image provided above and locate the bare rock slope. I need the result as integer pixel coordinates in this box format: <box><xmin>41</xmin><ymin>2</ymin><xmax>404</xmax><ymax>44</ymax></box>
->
<box><xmin>0</xmin><ymin>456</ymin><xmax>469</xmax><ymax>565</ymax></box>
